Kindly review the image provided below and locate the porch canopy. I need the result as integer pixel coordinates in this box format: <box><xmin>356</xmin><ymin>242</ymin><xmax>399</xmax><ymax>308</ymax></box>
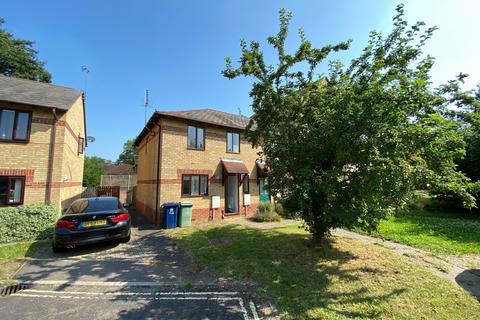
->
<box><xmin>221</xmin><ymin>159</ymin><xmax>249</xmax><ymax>174</ymax></box>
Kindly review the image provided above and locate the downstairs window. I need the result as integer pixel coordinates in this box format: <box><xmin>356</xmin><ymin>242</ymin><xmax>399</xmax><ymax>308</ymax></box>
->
<box><xmin>0</xmin><ymin>176</ymin><xmax>25</xmax><ymax>205</ymax></box>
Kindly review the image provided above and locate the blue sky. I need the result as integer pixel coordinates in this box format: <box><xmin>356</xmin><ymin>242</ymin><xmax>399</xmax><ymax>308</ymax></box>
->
<box><xmin>1</xmin><ymin>0</ymin><xmax>479</xmax><ymax>161</ymax></box>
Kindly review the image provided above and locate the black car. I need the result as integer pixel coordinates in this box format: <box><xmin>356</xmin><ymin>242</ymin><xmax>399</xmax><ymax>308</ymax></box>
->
<box><xmin>52</xmin><ymin>197</ymin><xmax>131</xmax><ymax>253</ymax></box>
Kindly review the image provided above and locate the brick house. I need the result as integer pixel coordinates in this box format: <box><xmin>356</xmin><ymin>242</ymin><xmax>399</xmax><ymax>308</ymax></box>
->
<box><xmin>134</xmin><ymin>109</ymin><xmax>269</xmax><ymax>225</ymax></box>
<box><xmin>0</xmin><ymin>75</ymin><xmax>86</xmax><ymax>209</ymax></box>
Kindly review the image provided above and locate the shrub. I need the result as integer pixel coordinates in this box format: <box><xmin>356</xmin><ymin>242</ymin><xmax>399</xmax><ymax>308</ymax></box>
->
<box><xmin>252</xmin><ymin>202</ymin><xmax>281</xmax><ymax>222</ymax></box>
<box><xmin>0</xmin><ymin>204</ymin><xmax>58</xmax><ymax>243</ymax></box>
<box><xmin>252</xmin><ymin>210</ymin><xmax>282</xmax><ymax>222</ymax></box>
<box><xmin>257</xmin><ymin>202</ymin><xmax>273</xmax><ymax>213</ymax></box>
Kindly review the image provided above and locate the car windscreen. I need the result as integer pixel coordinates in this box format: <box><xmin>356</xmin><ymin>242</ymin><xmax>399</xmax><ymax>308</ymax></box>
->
<box><xmin>67</xmin><ymin>198</ymin><xmax>120</xmax><ymax>214</ymax></box>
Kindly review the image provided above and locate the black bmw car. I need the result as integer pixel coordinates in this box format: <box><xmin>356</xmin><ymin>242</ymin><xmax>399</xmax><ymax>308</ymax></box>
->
<box><xmin>52</xmin><ymin>197</ymin><xmax>131</xmax><ymax>253</ymax></box>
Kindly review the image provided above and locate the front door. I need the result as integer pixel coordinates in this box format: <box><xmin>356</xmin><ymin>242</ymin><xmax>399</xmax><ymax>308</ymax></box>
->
<box><xmin>225</xmin><ymin>174</ymin><xmax>239</xmax><ymax>213</ymax></box>
<box><xmin>259</xmin><ymin>177</ymin><xmax>269</xmax><ymax>202</ymax></box>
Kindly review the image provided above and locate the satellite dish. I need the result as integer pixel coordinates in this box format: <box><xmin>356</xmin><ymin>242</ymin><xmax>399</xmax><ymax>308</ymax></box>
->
<box><xmin>87</xmin><ymin>136</ymin><xmax>95</xmax><ymax>143</ymax></box>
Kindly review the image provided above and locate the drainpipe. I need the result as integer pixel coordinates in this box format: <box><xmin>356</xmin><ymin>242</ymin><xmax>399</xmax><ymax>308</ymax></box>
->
<box><xmin>154</xmin><ymin>124</ymin><xmax>162</xmax><ymax>225</ymax></box>
<box><xmin>46</xmin><ymin>108</ymin><xmax>58</xmax><ymax>205</ymax></box>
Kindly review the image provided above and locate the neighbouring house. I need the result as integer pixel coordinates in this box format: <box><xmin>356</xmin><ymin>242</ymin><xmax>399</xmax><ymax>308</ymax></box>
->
<box><xmin>0</xmin><ymin>75</ymin><xmax>86</xmax><ymax>210</ymax></box>
<box><xmin>134</xmin><ymin>108</ymin><xmax>270</xmax><ymax>225</ymax></box>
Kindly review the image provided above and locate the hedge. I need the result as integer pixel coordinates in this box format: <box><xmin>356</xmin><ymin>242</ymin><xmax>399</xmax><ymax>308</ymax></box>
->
<box><xmin>0</xmin><ymin>204</ymin><xmax>57</xmax><ymax>243</ymax></box>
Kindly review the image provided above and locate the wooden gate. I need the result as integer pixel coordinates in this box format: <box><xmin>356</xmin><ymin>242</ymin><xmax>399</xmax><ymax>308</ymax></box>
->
<box><xmin>97</xmin><ymin>186</ymin><xmax>120</xmax><ymax>198</ymax></box>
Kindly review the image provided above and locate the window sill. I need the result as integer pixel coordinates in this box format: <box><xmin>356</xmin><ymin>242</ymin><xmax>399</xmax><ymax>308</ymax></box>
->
<box><xmin>0</xmin><ymin>139</ymin><xmax>29</xmax><ymax>144</ymax></box>
<box><xmin>226</xmin><ymin>151</ymin><xmax>240</xmax><ymax>154</ymax></box>
<box><xmin>187</xmin><ymin>147</ymin><xmax>205</xmax><ymax>151</ymax></box>
<box><xmin>181</xmin><ymin>194</ymin><xmax>208</xmax><ymax>198</ymax></box>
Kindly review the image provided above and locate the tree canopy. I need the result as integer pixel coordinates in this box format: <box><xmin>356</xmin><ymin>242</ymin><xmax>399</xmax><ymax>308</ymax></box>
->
<box><xmin>0</xmin><ymin>18</ymin><xmax>51</xmax><ymax>82</ymax></box>
<box><xmin>83</xmin><ymin>156</ymin><xmax>109</xmax><ymax>187</ymax></box>
<box><xmin>223</xmin><ymin>5</ymin><xmax>476</xmax><ymax>241</ymax></box>
<box><xmin>116</xmin><ymin>139</ymin><xmax>138</xmax><ymax>166</ymax></box>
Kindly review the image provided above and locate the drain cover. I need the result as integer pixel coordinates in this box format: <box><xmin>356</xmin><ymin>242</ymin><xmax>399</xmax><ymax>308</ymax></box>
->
<box><xmin>0</xmin><ymin>284</ymin><xmax>29</xmax><ymax>296</ymax></box>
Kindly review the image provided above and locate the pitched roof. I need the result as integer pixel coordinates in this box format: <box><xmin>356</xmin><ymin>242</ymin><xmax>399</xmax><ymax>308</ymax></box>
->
<box><xmin>158</xmin><ymin>108</ymin><xmax>250</xmax><ymax>129</ymax></box>
<box><xmin>0</xmin><ymin>75</ymin><xmax>82</xmax><ymax>110</ymax></box>
<box><xmin>134</xmin><ymin>108</ymin><xmax>252</xmax><ymax>146</ymax></box>
<box><xmin>104</xmin><ymin>163</ymin><xmax>134</xmax><ymax>175</ymax></box>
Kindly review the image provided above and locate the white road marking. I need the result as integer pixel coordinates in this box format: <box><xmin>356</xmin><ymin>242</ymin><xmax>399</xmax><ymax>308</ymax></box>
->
<box><xmin>11</xmin><ymin>290</ymin><xmax>257</xmax><ymax>319</ymax></box>
<box><xmin>249</xmin><ymin>300</ymin><xmax>260</xmax><ymax>320</ymax></box>
<box><xmin>22</xmin><ymin>289</ymin><xmax>239</xmax><ymax>296</ymax></box>
<box><xmin>238</xmin><ymin>297</ymin><xmax>250</xmax><ymax>320</ymax></box>
<box><xmin>18</xmin><ymin>280</ymin><xmax>171</xmax><ymax>287</ymax></box>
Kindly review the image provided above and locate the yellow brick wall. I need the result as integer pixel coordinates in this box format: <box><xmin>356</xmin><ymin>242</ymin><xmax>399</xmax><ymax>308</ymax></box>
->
<box><xmin>136</xmin><ymin>116</ymin><xmax>264</xmax><ymax>222</ymax></box>
<box><xmin>59</xmin><ymin>96</ymin><xmax>85</xmax><ymax>209</ymax></box>
<box><xmin>136</xmin><ymin>125</ymin><xmax>161</xmax><ymax>222</ymax></box>
<box><xmin>0</xmin><ymin>98</ymin><xmax>85</xmax><ymax>211</ymax></box>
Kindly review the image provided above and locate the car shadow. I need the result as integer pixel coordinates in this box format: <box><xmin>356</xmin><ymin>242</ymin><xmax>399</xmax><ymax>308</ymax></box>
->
<box><xmin>455</xmin><ymin>269</ymin><xmax>480</xmax><ymax>301</ymax></box>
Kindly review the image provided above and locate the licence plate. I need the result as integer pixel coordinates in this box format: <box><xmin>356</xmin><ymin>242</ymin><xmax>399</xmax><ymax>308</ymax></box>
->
<box><xmin>82</xmin><ymin>219</ymin><xmax>107</xmax><ymax>228</ymax></box>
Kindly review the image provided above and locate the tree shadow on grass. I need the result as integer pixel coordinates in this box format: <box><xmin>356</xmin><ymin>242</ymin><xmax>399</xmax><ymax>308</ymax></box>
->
<box><xmin>167</xmin><ymin>224</ymin><xmax>407</xmax><ymax>319</ymax></box>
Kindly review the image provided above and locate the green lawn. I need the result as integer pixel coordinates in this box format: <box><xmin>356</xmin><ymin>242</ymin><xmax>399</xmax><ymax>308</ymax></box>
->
<box><xmin>170</xmin><ymin>223</ymin><xmax>480</xmax><ymax>319</ymax></box>
<box><xmin>0</xmin><ymin>241</ymin><xmax>50</xmax><ymax>282</ymax></box>
<box><xmin>362</xmin><ymin>210</ymin><xmax>480</xmax><ymax>254</ymax></box>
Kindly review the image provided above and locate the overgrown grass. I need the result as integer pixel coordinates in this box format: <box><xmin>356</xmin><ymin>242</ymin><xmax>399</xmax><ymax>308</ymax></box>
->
<box><xmin>359</xmin><ymin>209</ymin><xmax>480</xmax><ymax>254</ymax></box>
<box><xmin>171</xmin><ymin>223</ymin><xmax>480</xmax><ymax>319</ymax></box>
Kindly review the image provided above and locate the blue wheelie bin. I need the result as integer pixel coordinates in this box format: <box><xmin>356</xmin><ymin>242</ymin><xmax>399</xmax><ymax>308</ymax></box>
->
<box><xmin>162</xmin><ymin>202</ymin><xmax>179</xmax><ymax>229</ymax></box>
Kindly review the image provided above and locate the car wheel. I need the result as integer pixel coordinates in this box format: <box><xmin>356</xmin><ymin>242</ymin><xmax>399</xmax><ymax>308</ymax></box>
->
<box><xmin>119</xmin><ymin>233</ymin><xmax>131</xmax><ymax>243</ymax></box>
<box><xmin>52</xmin><ymin>243</ymin><xmax>63</xmax><ymax>253</ymax></box>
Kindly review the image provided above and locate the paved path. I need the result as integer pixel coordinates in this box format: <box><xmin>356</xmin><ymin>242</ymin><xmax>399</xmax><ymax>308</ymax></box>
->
<box><xmin>0</xmin><ymin>209</ymin><xmax>264</xmax><ymax>319</ymax></box>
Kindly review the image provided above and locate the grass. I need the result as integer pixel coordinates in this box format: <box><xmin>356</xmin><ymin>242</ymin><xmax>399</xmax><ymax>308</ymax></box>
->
<box><xmin>170</xmin><ymin>223</ymin><xmax>480</xmax><ymax>319</ymax></box>
<box><xmin>0</xmin><ymin>240</ymin><xmax>50</xmax><ymax>282</ymax></box>
<box><xmin>360</xmin><ymin>209</ymin><xmax>480</xmax><ymax>254</ymax></box>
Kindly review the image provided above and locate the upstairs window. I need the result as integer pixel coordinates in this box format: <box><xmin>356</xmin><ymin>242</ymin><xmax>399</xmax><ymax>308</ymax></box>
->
<box><xmin>187</xmin><ymin>125</ymin><xmax>205</xmax><ymax>150</ymax></box>
<box><xmin>0</xmin><ymin>108</ymin><xmax>31</xmax><ymax>142</ymax></box>
<box><xmin>227</xmin><ymin>131</ymin><xmax>240</xmax><ymax>153</ymax></box>
<box><xmin>0</xmin><ymin>176</ymin><xmax>25</xmax><ymax>205</ymax></box>
<box><xmin>182</xmin><ymin>175</ymin><xmax>208</xmax><ymax>196</ymax></box>
<box><xmin>78</xmin><ymin>137</ymin><xmax>85</xmax><ymax>155</ymax></box>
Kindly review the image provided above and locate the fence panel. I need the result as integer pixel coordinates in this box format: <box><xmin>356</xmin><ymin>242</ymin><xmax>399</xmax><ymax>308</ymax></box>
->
<box><xmin>97</xmin><ymin>186</ymin><xmax>120</xmax><ymax>198</ymax></box>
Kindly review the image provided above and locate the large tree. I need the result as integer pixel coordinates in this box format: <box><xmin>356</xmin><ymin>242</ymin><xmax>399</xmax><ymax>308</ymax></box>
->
<box><xmin>0</xmin><ymin>18</ymin><xmax>51</xmax><ymax>82</ymax></box>
<box><xmin>83</xmin><ymin>156</ymin><xmax>109</xmax><ymax>187</ymax></box>
<box><xmin>223</xmin><ymin>5</ymin><xmax>476</xmax><ymax>242</ymax></box>
<box><xmin>116</xmin><ymin>139</ymin><xmax>138</xmax><ymax>165</ymax></box>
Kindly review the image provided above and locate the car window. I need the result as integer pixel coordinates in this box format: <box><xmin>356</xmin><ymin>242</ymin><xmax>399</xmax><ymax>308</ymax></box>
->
<box><xmin>66</xmin><ymin>198</ymin><xmax>120</xmax><ymax>214</ymax></box>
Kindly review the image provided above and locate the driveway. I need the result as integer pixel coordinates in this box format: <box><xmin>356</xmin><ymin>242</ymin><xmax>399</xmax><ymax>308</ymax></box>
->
<box><xmin>0</xmin><ymin>209</ymin><xmax>262</xmax><ymax>319</ymax></box>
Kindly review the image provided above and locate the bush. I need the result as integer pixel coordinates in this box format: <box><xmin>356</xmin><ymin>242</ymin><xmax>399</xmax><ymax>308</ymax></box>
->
<box><xmin>0</xmin><ymin>204</ymin><xmax>58</xmax><ymax>243</ymax></box>
<box><xmin>252</xmin><ymin>202</ymin><xmax>282</xmax><ymax>222</ymax></box>
<box><xmin>252</xmin><ymin>211</ymin><xmax>282</xmax><ymax>222</ymax></box>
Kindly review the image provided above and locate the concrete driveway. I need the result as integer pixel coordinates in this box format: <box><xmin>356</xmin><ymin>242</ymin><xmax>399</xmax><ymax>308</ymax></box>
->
<box><xmin>0</xmin><ymin>209</ymin><xmax>262</xmax><ymax>319</ymax></box>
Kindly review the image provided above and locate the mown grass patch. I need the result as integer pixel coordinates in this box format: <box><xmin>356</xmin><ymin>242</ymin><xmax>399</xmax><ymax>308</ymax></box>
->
<box><xmin>0</xmin><ymin>241</ymin><xmax>50</xmax><ymax>282</ymax></box>
<box><xmin>170</xmin><ymin>223</ymin><xmax>480</xmax><ymax>319</ymax></box>
<box><xmin>360</xmin><ymin>210</ymin><xmax>480</xmax><ymax>254</ymax></box>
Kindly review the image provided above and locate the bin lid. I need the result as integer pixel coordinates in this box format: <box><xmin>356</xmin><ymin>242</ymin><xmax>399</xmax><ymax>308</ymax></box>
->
<box><xmin>179</xmin><ymin>201</ymin><xmax>193</xmax><ymax>207</ymax></box>
<box><xmin>162</xmin><ymin>202</ymin><xmax>179</xmax><ymax>207</ymax></box>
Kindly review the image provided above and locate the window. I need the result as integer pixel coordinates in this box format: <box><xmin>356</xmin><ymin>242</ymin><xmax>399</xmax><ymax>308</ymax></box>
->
<box><xmin>227</xmin><ymin>131</ymin><xmax>240</xmax><ymax>153</ymax></box>
<box><xmin>0</xmin><ymin>109</ymin><xmax>31</xmax><ymax>142</ymax></box>
<box><xmin>0</xmin><ymin>176</ymin><xmax>25</xmax><ymax>205</ymax></box>
<box><xmin>66</xmin><ymin>198</ymin><xmax>121</xmax><ymax>214</ymax></box>
<box><xmin>187</xmin><ymin>125</ymin><xmax>205</xmax><ymax>150</ymax></box>
<box><xmin>181</xmin><ymin>174</ymin><xmax>208</xmax><ymax>196</ymax></box>
<box><xmin>243</xmin><ymin>175</ymin><xmax>249</xmax><ymax>194</ymax></box>
<box><xmin>78</xmin><ymin>137</ymin><xmax>85</xmax><ymax>155</ymax></box>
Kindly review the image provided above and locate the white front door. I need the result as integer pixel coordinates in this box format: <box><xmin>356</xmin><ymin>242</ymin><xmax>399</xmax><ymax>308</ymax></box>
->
<box><xmin>225</xmin><ymin>175</ymin><xmax>239</xmax><ymax>213</ymax></box>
